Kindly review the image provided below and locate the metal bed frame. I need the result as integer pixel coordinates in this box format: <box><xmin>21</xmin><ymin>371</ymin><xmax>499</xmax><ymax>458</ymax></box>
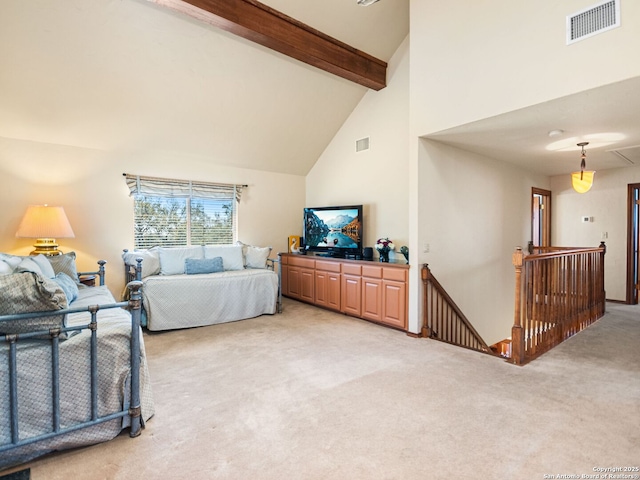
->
<box><xmin>0</xmin><ymin>262</ymin><xmax>144</xmax><ymax>460</ymax></box>
<box><xmin>123</xmin><ymin>251</ymin><xmax>283</xmax><ymax>314</ymax></box>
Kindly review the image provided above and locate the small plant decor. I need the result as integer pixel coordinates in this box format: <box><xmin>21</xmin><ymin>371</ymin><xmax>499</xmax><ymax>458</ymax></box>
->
<box><xmin>376</xmin><ymin>237</ymin><xmax>395</xmax><ymax>262</ymax></box>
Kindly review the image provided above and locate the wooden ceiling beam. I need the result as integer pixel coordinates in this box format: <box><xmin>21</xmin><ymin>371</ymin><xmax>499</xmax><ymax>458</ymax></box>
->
<box><xmin>147</xmin><ymin>0</ymin><xmax>387</xmax><ymax>90</ymax></box>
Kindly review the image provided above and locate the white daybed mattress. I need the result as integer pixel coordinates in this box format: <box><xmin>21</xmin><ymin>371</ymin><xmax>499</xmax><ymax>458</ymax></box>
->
<box><xmin>141</xmin><ymin>269</ymin><xmax>278</xmax><ymax>331</ymax></box>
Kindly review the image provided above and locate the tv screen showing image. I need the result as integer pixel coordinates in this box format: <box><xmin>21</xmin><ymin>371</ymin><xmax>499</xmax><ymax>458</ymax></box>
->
<box><xmin>303</xmin><ymin>205</ymin><xmax>362</xmax><ymax>257</ymax></box>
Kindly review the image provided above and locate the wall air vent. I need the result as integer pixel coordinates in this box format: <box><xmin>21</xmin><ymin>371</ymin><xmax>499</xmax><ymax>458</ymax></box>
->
<box><xmin>567</xmin><ymin>0</ymin><xmax>620</xmax><ymax>45</ymax></box>
<box><xmin>356</xmin><ymin>137</ymin><xmax>370</xmax><ymax>152</ymax></box>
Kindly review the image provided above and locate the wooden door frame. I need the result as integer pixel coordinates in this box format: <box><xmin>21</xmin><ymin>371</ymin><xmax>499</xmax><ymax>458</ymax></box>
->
<box><xmin>626</xmin><ymin>183</ymin><xmax>640</xmax><ymax>304</ymax></box>
<box><xmin>531</xmin><ymin>187</ymin><xmax>552</xmax><ymax>250</ymax></box>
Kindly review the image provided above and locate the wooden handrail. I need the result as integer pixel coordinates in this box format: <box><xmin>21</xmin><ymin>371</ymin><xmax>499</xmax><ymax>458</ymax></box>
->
<box><xmin>421</xmin><ymin>264</ymin><xmax>492</xmax><ymax>355</ymax></box>
<box><xmin>511</xmin><ymin>243</ymin><xmax>606</xmax><ymax>365</ymax></box>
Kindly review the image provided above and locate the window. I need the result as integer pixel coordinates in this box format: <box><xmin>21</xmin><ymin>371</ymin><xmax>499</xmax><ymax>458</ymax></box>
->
<box><xmin>124</xmin><ymin>174</ymin><xmax>244</xmax><ymax>249</ymax></box>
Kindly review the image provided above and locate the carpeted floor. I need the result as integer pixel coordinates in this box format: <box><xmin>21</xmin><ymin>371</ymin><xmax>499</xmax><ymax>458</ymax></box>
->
<box><xmin>2</xmin><ymin>299</ymin><xmax>639</xmax><ymax>479</ymax></box>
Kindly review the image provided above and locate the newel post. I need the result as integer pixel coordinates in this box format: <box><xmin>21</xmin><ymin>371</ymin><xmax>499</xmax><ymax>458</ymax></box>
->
<box><xmin>511</xmin><ymin>247</ymin><xmax>525</xmax><ymax>365</ymax></box>
<box><xmin>599</xmin><ymin>241</ymin><xmax>606</xmax><ymax>316</ymax></box>
<box><xmin>421</xmin><ymin>264</ymin><xmax>432</xmax><ymax>338</ymax></box>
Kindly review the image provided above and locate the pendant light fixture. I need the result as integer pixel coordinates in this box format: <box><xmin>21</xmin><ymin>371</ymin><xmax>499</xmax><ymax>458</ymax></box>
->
<box><xmin>571</xmin><ymin>142</ymin><xmax>595</xmax><ymax>193</ymax></box>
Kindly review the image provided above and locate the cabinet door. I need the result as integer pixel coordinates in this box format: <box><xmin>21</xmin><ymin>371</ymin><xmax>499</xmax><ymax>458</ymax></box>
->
<box><xmin>315</xmin><ymin>271</ymin><xmax>341</xmax><ymax>311</ymax></box>
<box><xmin>362</xmin><ymin>277</ymin><xmax>382</xmax><ymax>322</ymax></box>
<box><xmin>287</xmin><ymin>266</ymin><xmax>301</xmax><ymax>299</ymax></box>
<box><xmin>382</xmin><ymin>280</ymin><xmax>407</xmax><ymax>329</ymax></box>
<box><xmin>341</xmin><ymin>274</ymin><xmax>361</xmax><ymax>317</ymax></box>
<box><xmin>315</xmin><ymin>270</ymin><xmax>329</xmax><ymax>308</ymax></box>
<box><xmin>326</xmin><ymin>272</ymin><xmax>341</xmax><ymax>311</ymax></box>
<box><xmin>300</xmin><ymin>268</ymin><xmax>315</xmax><ymax>303</ymax></box>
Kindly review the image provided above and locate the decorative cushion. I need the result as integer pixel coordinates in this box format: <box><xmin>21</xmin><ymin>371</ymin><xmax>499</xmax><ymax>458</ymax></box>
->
<box><xmin>15</xmin><ymin>255</ymin><xmax>56</xmax><ymax>279</ymax></box>
<box><xmin>53</xmin><ymin>272</ymin><xmax>79</xmax><ymax>303</ymax></box>
<box><xmin>0</xmin><ymin>253</ymin><xmax>22</xmax><ymax>270</ymax></box>
<box><xmin>0</xmin><ymin>271</ymin><xmax>68</xmax><ymax>336</ymax></box>
<box><xmin>0</xmin><ymin>260</ymin><xmax>13</xmax><ymax>276</ymax></box>
<box><xmin>47</xmin><ymin>251</ymin><xmax>79</xmax><ymax>283</ymax></box>
<box><xmin>122</xmin><ymin>247</ymin><xmax>161</xmax><ymax>278</ymax></box>
<box><xmin>236</xmin><ymin>241</ymin><xmax>272</xmax><ymax>269</ymax></box>
<box><xmin>203</xmin><ymin>245</ymin><xmax>244</xmax><ymax>271</ymax></box>
<box><xmin>158</xmin><ymin>246</ymin><xmax>204</xmax><ymax>275</ymax></box>
<box><xmin>185</xmin><ymin>257</ymin><xmax>224</xmax><ymax>275</ymax></box>
<box><xmin>245</xmin><ymin>246</ymin><xmax>272</xmax><ymax>269</ymax></box>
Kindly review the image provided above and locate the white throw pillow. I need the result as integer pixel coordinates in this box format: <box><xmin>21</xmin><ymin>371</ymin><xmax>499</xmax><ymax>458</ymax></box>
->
<box><xmin>158</xmin><ymin>246</ymin><xmax>204</xmax><ymax>275</ymax></box>
<box><xmin>122</xmin><ymin>247</ymin><xmax>161</xmax><ymax>278</ymax></box>
<box><xmin>245</xmin><ymin>245</ymin><xmax>272</xmax><ymax>269</ymax></box>
<box><xmin>0</xmin><ymin>260</ymin><xmax>13</xmax><ymax>276</ymax></box>
<box><xmin>15</xmin><ymin>255</ymin><xmax>56</xmax><ymax>279</ymax></box>
<box><xmin>203</xmin><ymin>245</ymin><xmax>244</xmax><ymax>271</ymax></box>
<box><xmin>0</xmin><ymin>253</ymin><xmax>22</xmax><ymax>270</ymax></box>
<box><xmin>32</xmin><ymin>254</ymin><xmax>56</xmax><ymax>278</ymax></box>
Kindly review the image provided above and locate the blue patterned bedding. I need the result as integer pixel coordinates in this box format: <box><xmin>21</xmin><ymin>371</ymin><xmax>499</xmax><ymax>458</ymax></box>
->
<box><xmin>0</xmin><ymin>284</ymin><xmax>154</xmax><ymax>469</ymax></box>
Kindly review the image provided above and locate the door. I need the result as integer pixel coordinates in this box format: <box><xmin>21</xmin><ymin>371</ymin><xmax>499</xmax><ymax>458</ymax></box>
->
<box><xmin>531</xmin><ymin>188</ymin><xmax>551</xmax><ymax>252</ymax></box>
<box><xmin>626</xmin><ymin>184</ymin><xmax>640</xmax><ymax>304</ymax></box>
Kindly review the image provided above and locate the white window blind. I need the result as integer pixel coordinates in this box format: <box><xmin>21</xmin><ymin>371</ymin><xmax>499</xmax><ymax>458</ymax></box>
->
<box><xmin>124</xmin><ymin>174</ymin><xmax>245</xmax><ymax>249</ymax></box>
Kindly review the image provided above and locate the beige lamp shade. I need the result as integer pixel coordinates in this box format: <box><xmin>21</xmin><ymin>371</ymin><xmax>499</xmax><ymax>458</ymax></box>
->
<box><xmin>16</xmin><ymin>205</ymin><xmax>75</xmax><ymax>256</ymax></box>
<box><xmin>571</xmin><ymin>171</ymin><xmax>595</xmax><ymax>194</ymax></box>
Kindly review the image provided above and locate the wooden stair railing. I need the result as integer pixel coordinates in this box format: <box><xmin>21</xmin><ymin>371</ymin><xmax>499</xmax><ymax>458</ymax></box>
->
<box><xmin>421</xmin><ymin>264</ymin><xmax>493</xmax><ymax>355</ymax></box>
<box><xmin>511</xmin><ymin>242</ymin><xmax>606</xmax><ymax>365</ymax></box>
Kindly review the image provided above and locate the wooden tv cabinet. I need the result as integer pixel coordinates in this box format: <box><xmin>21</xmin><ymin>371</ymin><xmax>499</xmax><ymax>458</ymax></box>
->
<box><xmin>279</xmin><ymin>253</ymin><xmax>409</xmax><ymax>331</ymax></box>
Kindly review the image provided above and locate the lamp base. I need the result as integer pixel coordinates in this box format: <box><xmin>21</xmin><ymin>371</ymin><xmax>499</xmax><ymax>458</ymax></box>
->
<box><xmin>30</xmin><ymin>238</ymin><xmax>63</xmax><ymax>256</ymax></box>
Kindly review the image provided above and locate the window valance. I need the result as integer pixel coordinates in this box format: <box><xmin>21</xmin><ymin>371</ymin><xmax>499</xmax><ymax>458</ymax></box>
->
<box><xmin>123</xmin><ymin>174</ymin><xmax>246</xmax><ymax>202</ymax></box>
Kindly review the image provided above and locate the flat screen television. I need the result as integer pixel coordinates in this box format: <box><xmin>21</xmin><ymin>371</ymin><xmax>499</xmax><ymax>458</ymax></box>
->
<box><xmin>303</xmin><ymin>205</ymin><xmax>363</xmax><ymax>258</ymax></box>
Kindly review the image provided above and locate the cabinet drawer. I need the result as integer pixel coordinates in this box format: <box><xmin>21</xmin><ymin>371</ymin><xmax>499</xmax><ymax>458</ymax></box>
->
<box><xmin>315</xmin><ymin>260</ymin><xmax>341</xmax><ymax>273</ymax></box>
<box><xmin>289</xmin><ymin>256</ymin><xmax>315</xmax><ymax>268</ymax></box>
<box><xmin>343</xmin><ymin>264</ymin><xmax>361</xmax><ymax>276</ymax></box>
<box><xmin>383</xmin><ymin>268</ymin><xmax>406</xmax><ymax>282</ymax></box>
<box><xmin>362</xmin><ymin>265</ymin><xmax>382</xmax><ymax>279</ymax></box>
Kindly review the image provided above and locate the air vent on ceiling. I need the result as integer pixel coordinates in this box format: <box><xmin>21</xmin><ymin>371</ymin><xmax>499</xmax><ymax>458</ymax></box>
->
<box><xmin>356</xmin><ymin>137</ymin><xmax>370</xmax><ymax>152</ymax></box>
<box><xmin>608</xmin><ymin>145</ymin><xmax>640</xmax><ymax>165</ymax></box>
<box><xmin>567</xmin><ymin>0</ymin><xmax>620</xmax><ymax>45</ymax></box>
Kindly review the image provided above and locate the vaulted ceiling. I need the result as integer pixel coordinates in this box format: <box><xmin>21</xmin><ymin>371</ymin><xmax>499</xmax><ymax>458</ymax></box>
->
<box><xmin>0</xmin><ymin>0</ymin><xmax>410</xmax><ymax>176</ymax></box>
<box><xmin>3</xmin><ymin>1</ymin><xmax>637</xmax><ymax>179</ymax></box>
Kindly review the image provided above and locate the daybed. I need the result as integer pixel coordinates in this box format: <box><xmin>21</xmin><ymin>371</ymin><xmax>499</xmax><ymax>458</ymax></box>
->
<box><xmin>123</xmin><ymin>243</ymin><xmax>281</xmax><ymax>332</ymax></box>
<box><xmin>0</xmin><ymin>252</ymin><xmax>154</xmax><ymax>469</ymax></box>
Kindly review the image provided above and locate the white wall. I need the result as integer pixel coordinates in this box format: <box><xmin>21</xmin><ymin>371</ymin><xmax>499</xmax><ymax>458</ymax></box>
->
<box><xmin>550</xmin><ymin>165</ymin><xmax>640</xmax><ymax>301</ymax></box>
<box><xmin>407</xmin><ymin>0</ymin><xmax>640</xmax><ymax>342</ymax></box>
<box><xmin>418</xmin><ymin>140</ymin><xmax>550</xmax><ymax>345</ymax></box>
<box><xmin>411</xmin><ymin>0</ymin><xmax>640</xmax><ymax>135</ymax></box>
<box><xmin>0</xmin><ymin>136</ymin><xmax>305</xmax><ymax>297</ymax></box>
<box><xmin>306</xmin><ymin>36</ymin><xmax>410</xmax><ymax>260</ymax></box>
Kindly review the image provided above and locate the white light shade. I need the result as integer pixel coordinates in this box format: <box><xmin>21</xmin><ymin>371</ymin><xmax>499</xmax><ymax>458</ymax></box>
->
<box><xmin>571</xmin><ymin>171</ymin><xmax>595</xmax><ymax>194</ymax></box>
<box><xmin>16</xmin><ymin>205</ymin><xmax>75</xmax><ymax>238</ymax></box>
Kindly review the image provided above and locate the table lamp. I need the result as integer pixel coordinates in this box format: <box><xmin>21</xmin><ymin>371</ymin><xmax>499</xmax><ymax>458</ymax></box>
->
<box><xmin>15</xmin><ymin>205</ymin><xmax>75</xmax><ymax>256</ymax></box>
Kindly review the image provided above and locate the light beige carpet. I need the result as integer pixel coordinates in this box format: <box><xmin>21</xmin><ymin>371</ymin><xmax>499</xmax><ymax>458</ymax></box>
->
<box><xmin>3</xmin><ymin>299</ymin><xmax>639</xmax><ymax>479</ymax></box>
